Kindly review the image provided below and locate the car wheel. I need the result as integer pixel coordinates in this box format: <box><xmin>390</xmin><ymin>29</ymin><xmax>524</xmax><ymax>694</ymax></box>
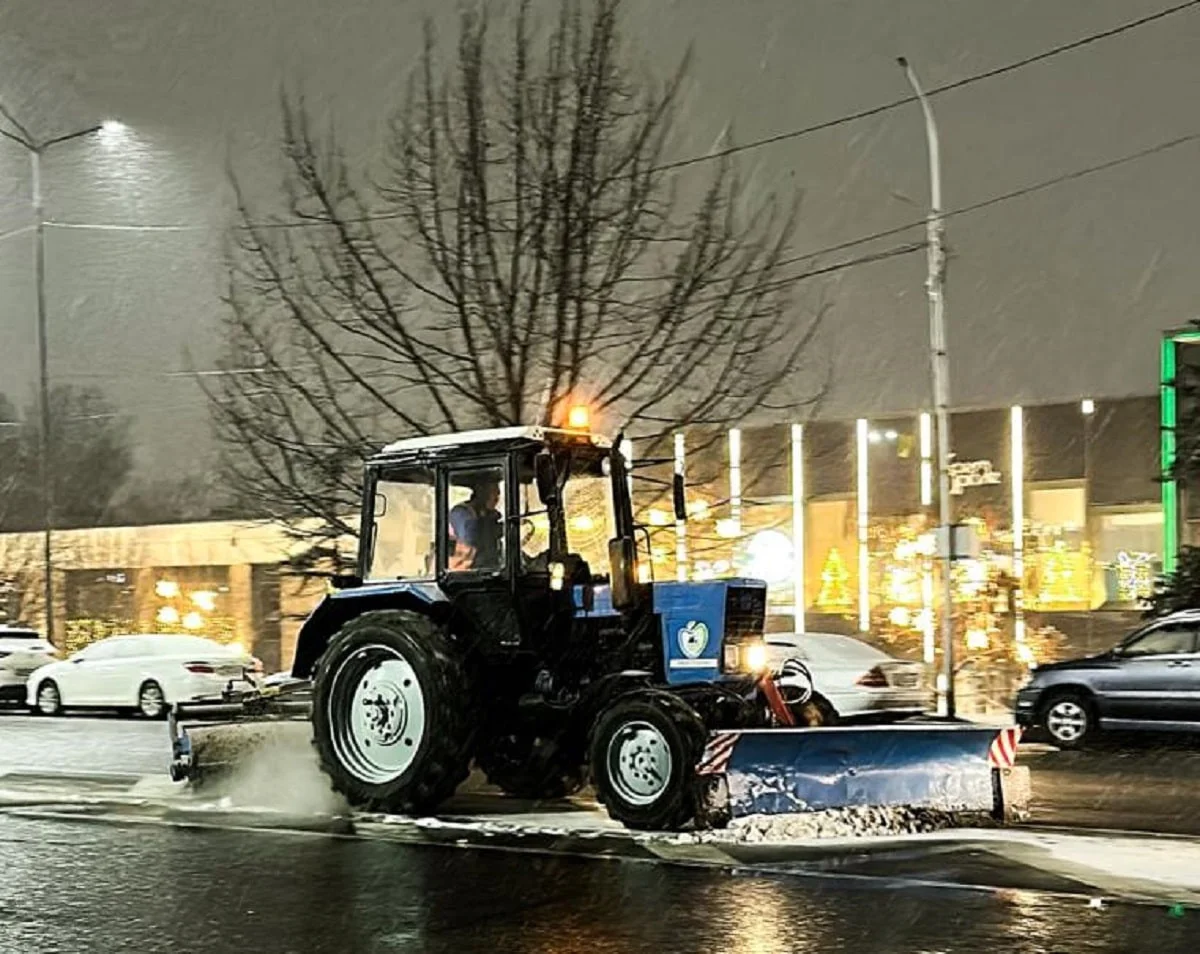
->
<box><xmin>1042</xmin><ymin>691</ymin><xmax>1094</xmax><ymax>748</ymax></box>
<box><xmin>791</xmin><ymin>692</ymin><xmax>839</xmax><ymax>727</ymax></box>
<box><xmin>35</xmin><ymin>680</ymin><xmax>62</xmax><ymax>716</ymax></box>
<box><xmin>138</xmin><ymin>680</ymin><xmax>168</xmax><ymax>720</ymax></box>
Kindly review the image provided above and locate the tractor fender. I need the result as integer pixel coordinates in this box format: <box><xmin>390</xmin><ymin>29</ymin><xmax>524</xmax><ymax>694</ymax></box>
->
<box><xmin>558</xmin><ymin>671</ymin><xmax>657</xmax><ymax>758</ymax></box>
<box><xmin>291</xmin><ymin>582</ymin><xmax>449</xmax><ymax>679</ymax></box>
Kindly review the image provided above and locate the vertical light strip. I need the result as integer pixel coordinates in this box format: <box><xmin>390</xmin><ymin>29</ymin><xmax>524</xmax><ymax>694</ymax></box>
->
<box><xmin>921</xmin><ymin>565</ymin><xmax>935</xmax><ymax>663</ymax></box>
<box><xmin>728</xmin><ymin>428</ymin><xmax>743</xmax><ymax>535</ymax></box>
<box><xmin>856</xmin><ymin>419</ymin><xmax>870</xmax><ymax>632</ymax></box>
<box><xmin>620</xmin><ymin>437</ymin><xmax>634</xmax><ymax>514</ymax></box>
<box><xmin>674</xmin><ymin>432</ymin><xmax>687</xmax><ymax>582</ymax></box>
<box><xmin>1011</xmin><ymin>405</ymin><xmax>1026</xmax><ymax>643</ymax></box>
<box><xmin>1162</xmin><ymin>335</ymin><xmax>1179</xmax><ymax>573</ymax></box>
<box><xmin>919</xmin><ymin>412</ymin><xmax>933</xmax><ymax>507</ymax></box>
<box><xmin>790</xmin><ymin>423</ymin><xmax>805</xmax><ymax>633</ymax></box>
<box><xmin>919</xmin><ymin>411</ymin><xmax>935</xmax><ymax>661</ymax></box>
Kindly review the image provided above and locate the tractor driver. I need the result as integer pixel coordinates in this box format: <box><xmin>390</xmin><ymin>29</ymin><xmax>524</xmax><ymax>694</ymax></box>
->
<box><xmin>448</xmin><ymin>477</ymin><xmax>503</xmax><ymax>570</ymax></box>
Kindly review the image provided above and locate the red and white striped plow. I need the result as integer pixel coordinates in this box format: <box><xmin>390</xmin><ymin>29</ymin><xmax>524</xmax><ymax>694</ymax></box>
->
<box><xmin>696</xmin><ymin>730</ymin><xmax>741</xmax><ymax>776</ymax></box>
<box><xmin>987</xmin><ymin>726</ymin><xmax>1022</xmax><ymax>768</ymax></box>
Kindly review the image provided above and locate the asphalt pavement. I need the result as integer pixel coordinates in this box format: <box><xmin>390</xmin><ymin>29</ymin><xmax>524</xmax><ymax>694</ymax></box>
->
<box><xmin>4</xmin><ymin>713</ymin><xmax>1200</xmax><ymax>952</ymax></box>
<box><xmin>1024</xmin><ymin>739</ymin><xmax>1200</xmax><ymax>836</ymax></box>
<box><xmin>3</xmin><ymin>811</ymin><xmax>1197</xmax><ymax>954</ymax></box>
<box><xmin>0</xmin><ymin>709</ymin><xmax>167</xmax><ymax>777</ymax></box>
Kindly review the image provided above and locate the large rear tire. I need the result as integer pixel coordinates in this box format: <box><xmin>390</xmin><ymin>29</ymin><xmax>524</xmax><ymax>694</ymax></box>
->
<box><xmin>589</xmin><ymin>690</ymin><xmax>706</xmax><ymax>831</ymax></box>
<box><xmin>311</xmin><ymin>610</ymin><xmax>475</xmax><ymax>814</ymax></box>
<box><xmin>475</xmin><ymin>731</ymin><xmax>584</xmax><ymax>800</ymax></box>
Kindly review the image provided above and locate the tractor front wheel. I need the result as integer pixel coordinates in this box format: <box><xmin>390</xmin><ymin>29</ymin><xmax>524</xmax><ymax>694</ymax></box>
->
<box><xmin>589</xmin><ymin>690</ymin><xmax>706</xmax><ymax>831</ymax></box>
<box><xmin>312</xmin><ymin>610</ymin><xmax>475</xmax><ymax>814</ymax></box>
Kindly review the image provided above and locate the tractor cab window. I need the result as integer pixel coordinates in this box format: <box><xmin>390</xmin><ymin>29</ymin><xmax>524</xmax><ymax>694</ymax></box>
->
<box><xmin>366</xmin><ymin>467</ymin><xmax>436</xmax><ymax>581</ymax></box>
<box><xmin>517</xmin><ymin>451</ymin><xmax>615</xmax><ymax>578</ymax></box>
<box><xmin>445</xmin><ymin>466</ymin><xmax>506</xmax><ymax>573</ymax></box>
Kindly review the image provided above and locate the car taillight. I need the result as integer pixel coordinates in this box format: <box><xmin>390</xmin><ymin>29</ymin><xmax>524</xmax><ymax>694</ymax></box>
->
<box><xmin>185</xmin><ymin>662</ymin><xmax>215</xmax><ymax>674</ymax></box>
<box><xmin>857</xmin><ymin>666</ymin><xmax>889</xmax><ymax>688</ymax></box>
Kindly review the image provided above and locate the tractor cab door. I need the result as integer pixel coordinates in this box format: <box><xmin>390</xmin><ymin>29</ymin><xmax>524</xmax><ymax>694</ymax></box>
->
<box><xmin>437</xmin><ymin>460</ymin><xmax>523</xmax><ymax>649</ymax></box>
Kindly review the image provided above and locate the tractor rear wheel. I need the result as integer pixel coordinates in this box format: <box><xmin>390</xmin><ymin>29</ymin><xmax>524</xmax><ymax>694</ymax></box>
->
<box><xmin>589</xmin><ymin>690</ymin><xmax>706</xmax><ymax>831</ymax></box>
<box><xmin>312</xmin><ymin>609</ymin><xmax>475</xmax><ymax>814</ymax></box>
<box><xmin>475</xmin><ymin>731</ymin><xmax>584</xmax><ymax>800</ymax></box>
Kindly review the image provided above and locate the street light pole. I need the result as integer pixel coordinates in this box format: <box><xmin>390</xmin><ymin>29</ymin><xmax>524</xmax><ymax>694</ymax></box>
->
<box><xmin>899</xmin><ymin>57</ymin><xmax>956</xmax><ymax>718</ymax></box>
<box><xmin>30</xmin><ymin>146</ymin><xmax>54</xmax><ymax>645</ymax></box>
<box><xmin>0</xmin><ymin>113</ymin><xmax>109</xmax><ymax>646</ymax></box>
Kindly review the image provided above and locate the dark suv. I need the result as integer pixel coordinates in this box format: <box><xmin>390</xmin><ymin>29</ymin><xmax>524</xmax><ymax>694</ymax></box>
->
<box><xmin>1015</xmin><ymin>610</ymin><xmax>1200</xmax><ymax>747</ymax></box>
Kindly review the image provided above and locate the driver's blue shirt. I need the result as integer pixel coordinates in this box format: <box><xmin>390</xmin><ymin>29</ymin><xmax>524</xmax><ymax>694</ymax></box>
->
<box><xmin>449</xmin><ymin>502</ymin><xmax>480</xmax><ymax>547</ymax></box>
<box><xmin>449</xmin><ymin>501</ymin><xmax>501</xmax><ymax>567</ymax></box>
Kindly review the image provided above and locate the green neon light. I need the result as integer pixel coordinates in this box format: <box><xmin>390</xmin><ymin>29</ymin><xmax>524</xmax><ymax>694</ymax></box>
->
<box><xmin>1162</xmin><ymin>330</ymin><xmax>1200</xmax><ymax>573</ymax></box>
<box><xmin>1163</xmin><ymin>335</ymin><xmax>1178</xmax><ymax>573</ymax></box>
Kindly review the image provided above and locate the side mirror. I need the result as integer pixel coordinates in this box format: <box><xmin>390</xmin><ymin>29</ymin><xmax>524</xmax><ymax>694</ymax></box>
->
<box><xmin>609</xmin><ymin>537</ymin><xmax>638</xmax><ymax>611</ymax></box>
<box><xmin>672</xmin><ymin>473</ymin><xmax>687</xmax><ymax>523</ymax></box>
<box><xmin>535</xmin><ymin>452</ymin><xmax>559</xmax><ymax>506</ymax></box>
<box><xmin>330</xmin><ymin>574</ymin><xmax>363</xmax><ymax>591</ymax></box>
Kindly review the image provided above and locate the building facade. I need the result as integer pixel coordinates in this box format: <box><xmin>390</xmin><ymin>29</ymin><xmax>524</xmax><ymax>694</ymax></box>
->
<box><xmin>0</xmin><ymin>395</ymin><xmax>1163</xmax><ymax>694</ymax></box>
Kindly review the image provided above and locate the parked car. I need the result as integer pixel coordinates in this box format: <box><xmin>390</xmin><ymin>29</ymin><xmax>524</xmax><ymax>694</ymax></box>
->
<box><xmin>764</xmin><ymin>631</ymin><xmax>927</xmax><ymax>721</ymax></box>
<box><xmin>1015</xmin><ymin>609</ymin><xmax>1200</xmax><ymax>747</ymax></box>
<box><xmin>0</xmin><ymin>625</ymin><xmax>57</xmax><ymax>704</ymax></box>
<box><xmin>25</xmin><ymin>634</ymin><xmax>260</xmax><ymax>719</ymax></box>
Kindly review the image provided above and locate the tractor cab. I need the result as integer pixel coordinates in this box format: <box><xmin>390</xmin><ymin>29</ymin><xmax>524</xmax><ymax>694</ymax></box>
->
<box><xmin>357</xmin><ymin>426</ymin><xmax>639</xmax><ymax>654</ymax></box>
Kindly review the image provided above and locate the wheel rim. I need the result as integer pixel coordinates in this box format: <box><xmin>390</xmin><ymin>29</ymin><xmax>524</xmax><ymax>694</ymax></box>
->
<box><xmin>140</xmin><ymin>684</ymin><xmax>165</xmax><ymax>717</ymax></box>
<box><xmin>328</xmin><ymin>643</ymin><xmax>426</xmax><ymax>785</ymax></box>
<box><xmin>1047</xmin><ymin>700</ymin><xmax>1088</xmax><ymax>742</ymax></box>
<box><xmin>606</xmin><ymin>719</ymin><xmax>673</xmax><ymax>806</ymax></box>
<box><xmin>38</xmin><ymin>683</ymin><xmax>58</xmax><ymax>713</ymax></box>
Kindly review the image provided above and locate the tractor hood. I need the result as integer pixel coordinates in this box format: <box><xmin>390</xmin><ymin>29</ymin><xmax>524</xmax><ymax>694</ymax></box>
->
<box><xmin>651</xmin><ymin>579</ymin><xmax>767</xmax><ymax>684</ymax></box>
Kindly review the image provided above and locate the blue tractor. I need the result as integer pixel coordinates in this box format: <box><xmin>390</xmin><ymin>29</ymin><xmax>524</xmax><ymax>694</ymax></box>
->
<box><xmin>172</xmin><ymin>426</ymin><xmax>1023</xmax><ymax>830</ymax></box>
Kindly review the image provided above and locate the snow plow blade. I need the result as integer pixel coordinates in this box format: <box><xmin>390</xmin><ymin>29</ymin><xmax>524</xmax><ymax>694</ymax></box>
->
<box><xmin>699</xmin><ymin>725</ymin><xmax>1027</xmax><ymax>821</ymax></box>
<box><xmin>168</xmin><ymin>680</ymin><xmax>313</xmax><ymax>786</ymax></box>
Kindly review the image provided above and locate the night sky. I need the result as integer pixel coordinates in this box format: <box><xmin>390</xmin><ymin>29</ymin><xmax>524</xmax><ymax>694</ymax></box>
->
<box><xmin>0</xmin><ymin>0</ymin><xmax>1196</xmax><ymax>473</ymax></box>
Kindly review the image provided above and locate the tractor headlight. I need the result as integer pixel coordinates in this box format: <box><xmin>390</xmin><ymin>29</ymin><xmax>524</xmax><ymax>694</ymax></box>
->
<box><xmin>744</xmin><ymin>642</ymin><xmax>769</xmax><ymax>673</ymax></box>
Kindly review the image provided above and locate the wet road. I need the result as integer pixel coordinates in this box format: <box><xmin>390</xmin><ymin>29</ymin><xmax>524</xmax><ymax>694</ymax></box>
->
<box><xmin>0</xmin><ymin>711</ymin><xmax>166</xmax><ymax>777</ymax></box>
<box><xmin>6</xmin><ymin>714</ymin><xmax>1200</xmax><ymax>836</ymax></box>
<box><xmin>1024</xmin><ymin>741</ymin><xmax>1200</xmax><ymax>836</ymax></box>
<box><xmin>2</xmin><ymin>811</ymin><xmax>1198</xmax><ymax>954</ymax></box>
<box><xmin>5</xmin><ymin>715</ymin><xmax>1200</xmax><ymax>951</ymax></box>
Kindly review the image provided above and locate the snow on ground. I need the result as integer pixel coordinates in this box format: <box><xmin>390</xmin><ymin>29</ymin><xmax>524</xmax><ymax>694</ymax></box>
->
<box><xmin>690</xmin><ymin>807</ymin><xmax>988</xmax><ymax>843</ymax></box>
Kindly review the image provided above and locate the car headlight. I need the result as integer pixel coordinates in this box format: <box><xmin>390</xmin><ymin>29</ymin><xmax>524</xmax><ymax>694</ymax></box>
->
<box><xmin>744</xmin><ymin>642</ymin><xmax>769</xmax><ymax>673</ymax></box>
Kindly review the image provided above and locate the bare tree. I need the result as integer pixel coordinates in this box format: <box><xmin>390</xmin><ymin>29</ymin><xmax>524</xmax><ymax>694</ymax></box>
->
<box><xmin>0</xmin><ymin>385</ymin><xmax>135</xmax><ymax>533</ymax></box>
<box><xmin>209</xmin><ymin>0</ymin><xmax>825</xmax><ymax>570</ymax></box>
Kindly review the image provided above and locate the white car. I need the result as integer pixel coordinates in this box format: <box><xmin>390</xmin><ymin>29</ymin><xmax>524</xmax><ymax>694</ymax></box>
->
<box><xmin>765</xmin><ymin>631</ymin><xmax>927</xmax><ymax>721</ymax></box>
<box><xmin>0</xmin><ymin>625</ymin><xmax>57</xmax><ymax>704</ymax></box>
<box><xmin>26</xmin><ymin>634</ymin><xmax>259</xmax><ymax>719</ymax></box>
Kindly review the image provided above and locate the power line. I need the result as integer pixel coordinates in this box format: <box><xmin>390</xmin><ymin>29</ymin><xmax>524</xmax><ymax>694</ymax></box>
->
<box><xmin>651</xmin><ymin>0</ymin><xmax>1200</xmax><ymax>175</ymax></box>
<box><xmin>45</xmin><ymin>221</ymin><xmax>208</xmax><ymax>234</ymax></box>
<box><xmin>948</xmin><ymin>131</ymin><xmax>1200</xmax><ymax>220</ymax></box>
<box><xmin>766</xmin><ymin>126</ymin><xmax>1200</xmax><ymax>277</ymax></box>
